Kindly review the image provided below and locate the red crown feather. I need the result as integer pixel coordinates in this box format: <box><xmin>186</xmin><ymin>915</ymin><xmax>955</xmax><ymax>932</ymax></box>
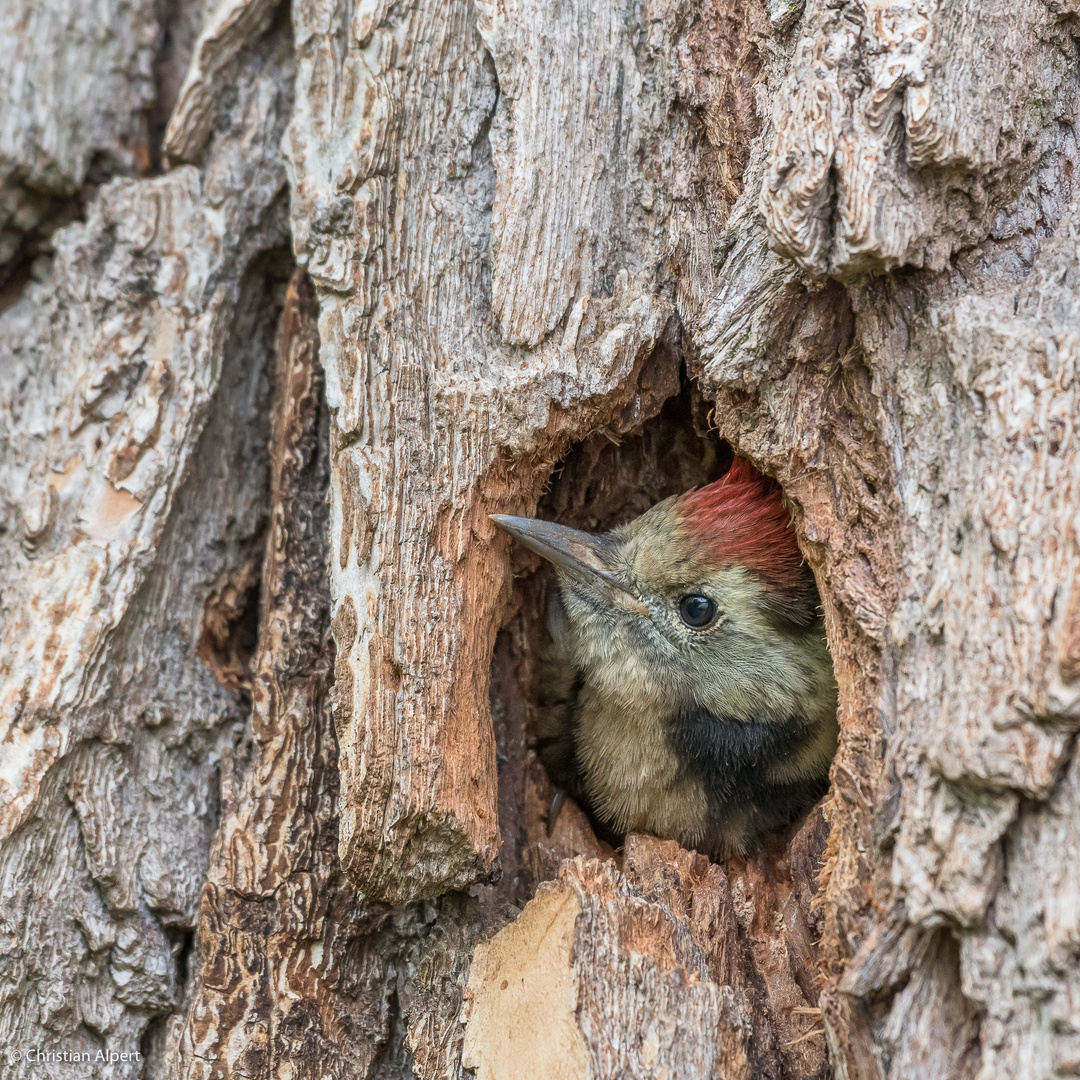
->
<box><xmin>676</xmin><ymin>457</ymin><xmax>806</xmax><ymax>594</ymax></box>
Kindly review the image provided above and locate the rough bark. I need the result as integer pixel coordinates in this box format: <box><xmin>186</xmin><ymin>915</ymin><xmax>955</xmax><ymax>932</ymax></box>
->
<box><xmin>694</xmin><ymin>3</ymin><xmax>1080</xmax><ymax>1076</ymax></box>
<box><xmin>0</xmin><ymin>2</ymin><xmax>293</xmax><ymax>1073</ymax></box>
<box><xmin>2</xmin><ymin>0</ymin><xmax>1080</xmax><ymax>1076</ymax></box>
<box><xmin>164</xmin><ymin>271</ymin><xmax>344</xmax><ymax>1076</ymax></box>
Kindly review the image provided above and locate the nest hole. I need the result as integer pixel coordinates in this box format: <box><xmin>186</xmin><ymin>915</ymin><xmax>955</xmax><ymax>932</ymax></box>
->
<box><xmin>490</xmin><ymin>371</ymin><xmax>735</xmax><ymax>899</ymax></box>
<box><xmin>488</xmin><ymin>365</ymin><xmax>835</xmax><ymax>930</ymax></box>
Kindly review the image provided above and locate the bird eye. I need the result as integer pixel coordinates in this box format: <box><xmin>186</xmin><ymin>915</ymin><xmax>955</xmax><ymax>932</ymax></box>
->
<box><xmin>678</xmin><ymin>594</ymin><xmax>718</xmax><ymax>629</ymax></box>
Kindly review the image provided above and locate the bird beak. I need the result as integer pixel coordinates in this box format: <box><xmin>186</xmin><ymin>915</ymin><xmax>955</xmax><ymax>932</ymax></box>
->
<box><xmin>490</xmin><ymin>514</ymin><xmax>651</xmax><ymax>618</ymax></box>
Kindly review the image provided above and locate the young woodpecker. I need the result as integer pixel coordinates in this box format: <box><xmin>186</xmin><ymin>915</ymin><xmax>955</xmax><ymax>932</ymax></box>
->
<box><xmin>492</xmin><ymin>457</ymin><xmax>837</xmax><ymax>856</ymax></box>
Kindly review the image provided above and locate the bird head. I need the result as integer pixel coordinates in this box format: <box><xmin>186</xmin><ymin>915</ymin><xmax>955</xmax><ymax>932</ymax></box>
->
<box><xmin>492</xmin><ymin>458</ymin><xmax>833</xmax><ymax>726</ymax></box>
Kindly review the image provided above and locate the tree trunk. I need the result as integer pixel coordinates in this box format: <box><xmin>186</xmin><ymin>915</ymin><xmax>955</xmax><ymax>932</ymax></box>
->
<box><xmin>2</xmin><ymin>0</ymin><xmax>1079</xmax><ymax>1077</ymax></box>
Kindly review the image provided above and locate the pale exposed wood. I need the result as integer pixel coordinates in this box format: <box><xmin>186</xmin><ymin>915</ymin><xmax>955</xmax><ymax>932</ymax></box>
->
<box><xmin>462</xmin><ymin>871</ymin><xmax>588</xmax><ymax>1080</ymax></box>
<box><xmin>464</xmin><ymin>829</ymin><xmax>832</xmax><ymax>1080</ymax></box>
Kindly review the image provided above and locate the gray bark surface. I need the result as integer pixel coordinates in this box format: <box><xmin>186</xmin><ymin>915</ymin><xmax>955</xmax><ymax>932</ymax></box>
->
<box><xmin>1</xmin><ymin>0</ymin><xmax>1078</xmax><ymax>1077</ymax></box>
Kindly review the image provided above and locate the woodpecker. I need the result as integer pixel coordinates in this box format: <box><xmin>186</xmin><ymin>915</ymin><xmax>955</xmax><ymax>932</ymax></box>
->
<box><xmin>492</xmin><ymin>457</ymin><xmax>837</xmax><ymax>857</ymax></box>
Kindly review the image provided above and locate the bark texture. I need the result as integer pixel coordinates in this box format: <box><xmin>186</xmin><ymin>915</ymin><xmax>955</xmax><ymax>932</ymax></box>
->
<box><xmin>2</xmin><ymin>0</ymin><xmax>1080</xmax><ymax>1076</ymax></box>
<box><xmin>0</xmin><ymin>2</ymin><xmax>293</xmax><ymax>1073</ymax></box>
<box><xmin>164</xmin><ymin>271</ymin><xmax>358</xmax><ymax>1078</ymax></box>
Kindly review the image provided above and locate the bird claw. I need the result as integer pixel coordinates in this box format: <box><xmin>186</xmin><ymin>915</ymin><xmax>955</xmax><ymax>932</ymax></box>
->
<box><xmin>546</xmin><ymin>789</ymin><xmax>568</xmax><ymax>836</ymax></box>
